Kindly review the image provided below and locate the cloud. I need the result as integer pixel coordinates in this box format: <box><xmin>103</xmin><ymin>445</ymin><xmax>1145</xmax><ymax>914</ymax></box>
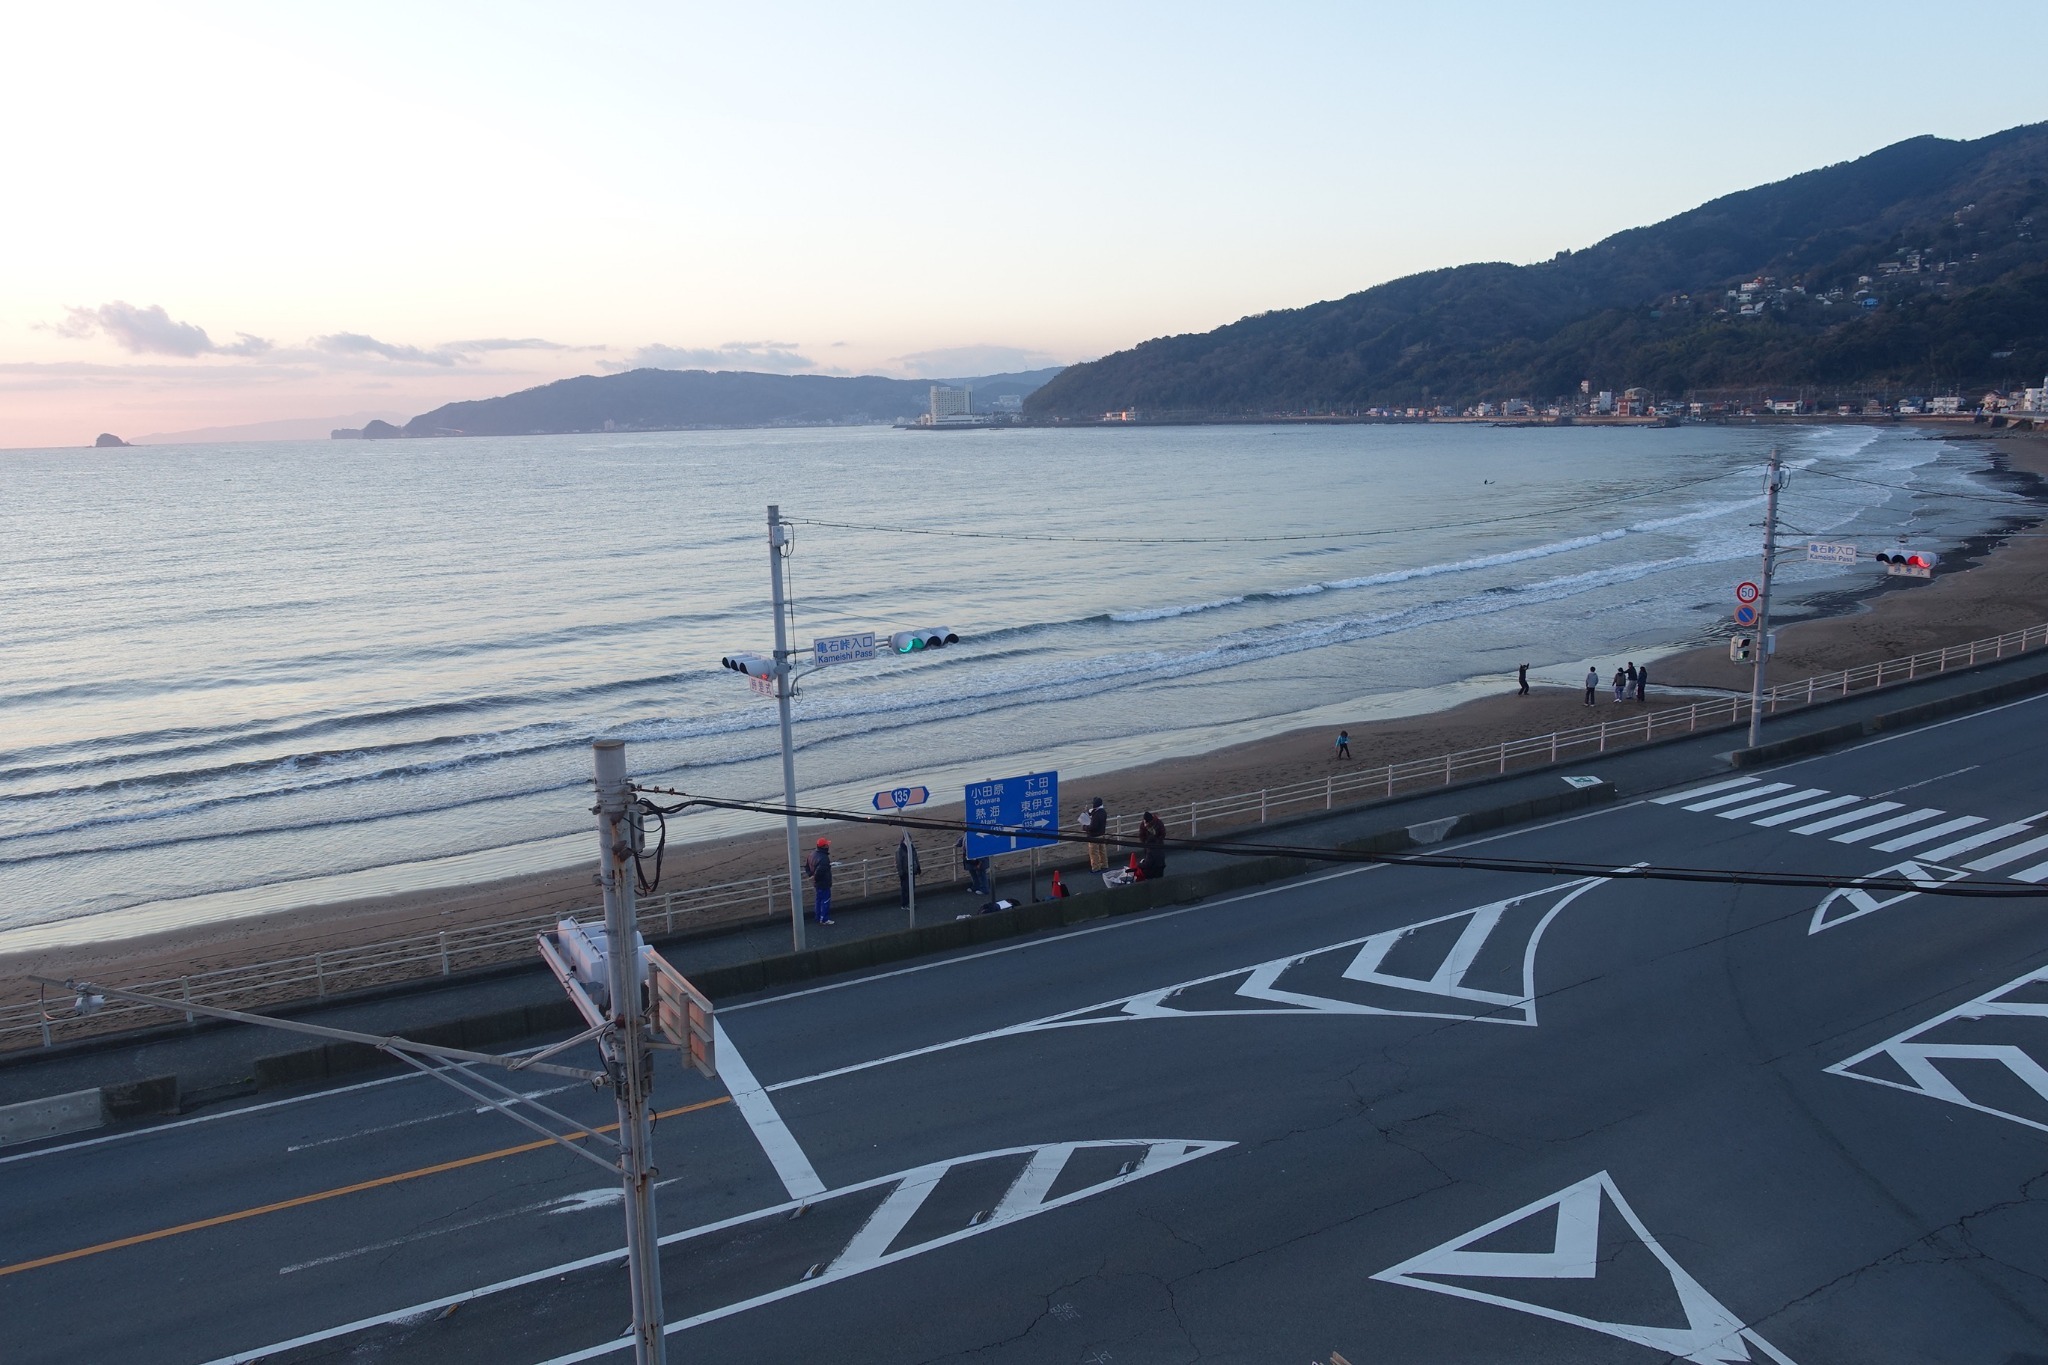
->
<box><xmin>313</xmin><ymin>332</ymin><xmax>460</xmax><ymax>366</ymax></box>
<box><xmin>602</xmin><ymin>341</ymin><xmax>817</xmax><ymax>374</ymax></box>
<box><xmin>54</xmin><ymin>301</ymin><xmax>275</xmax><ymax>359</ymax></box>
<box><xmin>888</xmin><ymin>343</ymin><xmax>1061</xmax><ymax>378</ymax></box>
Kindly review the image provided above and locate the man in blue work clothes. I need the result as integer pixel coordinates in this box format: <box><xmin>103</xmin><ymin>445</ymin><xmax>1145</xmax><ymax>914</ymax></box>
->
<box><xmin>804</xmin><ymin>837</ymin><xmax>835</xmax><ymax>925</ymax></box>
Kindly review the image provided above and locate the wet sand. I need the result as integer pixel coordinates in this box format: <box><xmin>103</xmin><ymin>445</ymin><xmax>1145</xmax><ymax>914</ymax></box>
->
<box><xmin>10</xmin><ymin>431</ymin><xmax>2047</xmax><ymax>999</ymax></box>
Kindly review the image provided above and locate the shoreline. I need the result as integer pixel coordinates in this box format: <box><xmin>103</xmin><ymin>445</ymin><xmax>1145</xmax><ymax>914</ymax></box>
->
<box><xmin>8</xmin><ymin>432</ymin><xmax>2046</xmax><ymax>992</ymax></box>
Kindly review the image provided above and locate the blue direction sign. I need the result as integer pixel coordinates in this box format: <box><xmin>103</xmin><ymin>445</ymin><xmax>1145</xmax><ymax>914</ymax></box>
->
<box><xmin>964</xmin><ymin>771</ymin><xmax>1059</xmax><ymax>859</ymax></box>
<box><xmin>872</xmin><ymin>785</ymin><xmax>930</xmax><ymax>812</ymax></box>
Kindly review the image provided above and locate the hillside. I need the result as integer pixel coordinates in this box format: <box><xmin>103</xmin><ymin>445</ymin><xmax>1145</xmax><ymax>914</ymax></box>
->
<box><xmin>395</xmin><ymin>367</ymin><xmax>1061</xmax><ymax>437</ymax></box>
<box><xmin>1028</xmin><ymin>123</ymin><xmax>2048</xmax><ymax>416</ymax></box>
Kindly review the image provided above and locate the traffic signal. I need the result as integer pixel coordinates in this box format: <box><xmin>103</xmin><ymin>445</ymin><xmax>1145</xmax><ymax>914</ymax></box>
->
<box><xmin>720</xmin><ymin>653</ymin><xmax>778</xmax><ymax>677</ymax></box>
<box><xmin>1729</xmin><ymin>636</ymin><xmax>1753</xmax><ymax>662</ymax></box>
<box><xmin>1874</xmin><ymin>551</ymin><xmax>1936</xmax><ymax>578</ymax></box>
<box><xmin>889</xmin><ymin>627</ymin><xmax>960</xmax><ymax>654</ymax></box>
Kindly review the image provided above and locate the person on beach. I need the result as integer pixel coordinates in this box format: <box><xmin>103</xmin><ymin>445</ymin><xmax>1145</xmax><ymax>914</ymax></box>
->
<box><xmin>1335</xmin><ymin>730</ymin><xmax>1351</xmax><ymax>759</ymax></box>
<box><xmin>1517</xmin><ymin>663</ymin><xmax>1529</xmax><ymax>696</ymax></box>
<box><xmin>894</xmin><ymin>833</ymin><xmax>920</xmax><ymax>908</ymax></box>
<box><xmin>1584</xmin><ymin>666</ymin><xmax>1598</xmax><ymax>706</ymax></box>
<box><xmin>1138</xmin><ymin>811</ymin><xmax>1167</xmax><ymax>880</ymax></box>
<box><xmin>1081</xmin><ymin>797</ymin><xmax>1109</xmax><ymax>871</ymax></box>
<box><xmin>1612</xmin><ymin>666</ymin><xmax>1627</xmax><ymax>702</ymax></box>
<box><xmin>804</xmin><ymin>837</ymin><xmax>834</xmax><ymax>925</ymax></box>
<box><xmin>1634</xmin><ymin>663</ymin><xmax>1648</xmax><ymax>703</ymax></box>
<box><xmin>1625</xmin><ymin>662</ymin><xmax>1637</xmax><ymax>694</ymax></box>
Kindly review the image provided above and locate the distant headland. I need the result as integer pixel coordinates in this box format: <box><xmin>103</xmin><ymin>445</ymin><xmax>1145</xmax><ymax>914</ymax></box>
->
<box><xmin>93</xmin><ymin>433</ymin><xmax>133</xmax><ymax>448</ymax></box>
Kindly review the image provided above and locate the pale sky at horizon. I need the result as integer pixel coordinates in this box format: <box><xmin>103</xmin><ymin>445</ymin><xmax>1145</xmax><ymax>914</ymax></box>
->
<box><xmin>1</xmin><ymin>0</ymin><xmax>2041</xmax><ymax>448</ymax></box>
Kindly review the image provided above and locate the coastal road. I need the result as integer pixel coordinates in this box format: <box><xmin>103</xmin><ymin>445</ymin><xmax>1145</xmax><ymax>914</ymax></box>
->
<box><xmin>7</xmin><ymin>697</ymin><xmax>2048</xmax><ymax>1362</ymax></box>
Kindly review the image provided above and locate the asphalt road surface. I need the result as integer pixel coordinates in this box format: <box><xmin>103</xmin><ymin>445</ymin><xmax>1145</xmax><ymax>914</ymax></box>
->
<box><xmin>8</xmin><ymin>695</ymin><xmax>2048</xmax><ymax>1364</ymax></box>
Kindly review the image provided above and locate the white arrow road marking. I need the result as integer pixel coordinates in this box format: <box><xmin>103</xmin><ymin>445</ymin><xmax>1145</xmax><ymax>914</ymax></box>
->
<box><xmin>713</xmin><ymin>1018</ymin><xmax>826</xmax><ymax>1200</ymax></box>
<box><xmin>1829</xmin><ymin>961</ymin><xmax>2048</xmax><ymax>1133</ymax></box>
<box><xmin>1808</xmin><ymin>860</ymin><xmax>1970</xmax><ymax>934</ymax></box>
<box><xmin>1373</xmin><ymin>1171</ymin><xmax>1800</xmax><ymax>1364</ymax></box>
<box><xmin>765</xmin><ymin>875</ymin><xmax>1615</xmax><ymax>1093</ymax></box>
<box><xmin>197</xmin><ymin>1137</ymin><xmax>1230</xmax><ymax>1365</ymax></box>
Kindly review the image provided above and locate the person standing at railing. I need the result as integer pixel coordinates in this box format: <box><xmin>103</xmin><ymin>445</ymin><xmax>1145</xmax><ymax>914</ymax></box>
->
<box><xmin>894</xmin><ymin>833</ymin><xmax>920</xmax><ymax>909</ymax></box>
<box><xmin>1080</xmin><ymin>797</ymin><xmax>1109</xmax><ymax>871</ymax></box>
<box><xmin>804</xmin><ymin>838</ymin><xmax>835</xmax><ymax>926</ymax></box>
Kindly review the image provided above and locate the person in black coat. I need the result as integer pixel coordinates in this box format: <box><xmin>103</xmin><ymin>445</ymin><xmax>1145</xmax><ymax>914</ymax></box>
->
<box><xmin>1138</xmin><ymin>811</ymin><xmax>1167</xmax><ymax>881</ymax></box>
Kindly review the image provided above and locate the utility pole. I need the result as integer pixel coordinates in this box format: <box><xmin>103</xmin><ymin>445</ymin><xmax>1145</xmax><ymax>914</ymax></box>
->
<box><xmin>1747</xmin><ymin>447</ymin><xmax>1784</xmax><ymax>749</ymax></box>
<box><xmin>593</xmin><ymin>740</ymin><xmax>667</xmax><ymax>1365</ymax></box>
<box><xmin>767</xmin><ymin>505</ymin><xmax>806</xmax><ymax>952</ymax></box>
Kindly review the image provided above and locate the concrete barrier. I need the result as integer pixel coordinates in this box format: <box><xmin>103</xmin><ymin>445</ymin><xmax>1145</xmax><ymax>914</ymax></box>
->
<box><xmin>0</xmin><ymin>1088</ymin><xmax>105</xmax><ymax>1146</ymax></box>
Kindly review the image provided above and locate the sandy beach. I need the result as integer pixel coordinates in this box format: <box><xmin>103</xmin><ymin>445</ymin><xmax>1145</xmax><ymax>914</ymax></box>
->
<box><xmin>9</xmin><ymin>429</ymin><xmax>2046</xmax><ymax>1002</ymax></box>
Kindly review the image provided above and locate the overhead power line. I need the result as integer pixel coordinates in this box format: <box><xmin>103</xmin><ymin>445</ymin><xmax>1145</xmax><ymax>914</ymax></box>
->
<box><xmin>633</xmin><ymin>787</ymin><xmax>2048</xmax><ymax>900</ymax></box>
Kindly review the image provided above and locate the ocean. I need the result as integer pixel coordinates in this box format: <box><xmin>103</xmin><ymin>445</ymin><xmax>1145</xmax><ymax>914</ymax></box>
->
<box><xmin>0</xmin><ymin>422</ymin><xmax>2028</xmax><ymax>950</ymax></box>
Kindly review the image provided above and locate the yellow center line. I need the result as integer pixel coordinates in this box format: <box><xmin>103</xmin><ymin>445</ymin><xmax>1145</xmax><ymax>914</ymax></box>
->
<box><xmin>0</xmin><ymin>1095</ymin><xmax>732</xmax><ymax>1279</ymax></box>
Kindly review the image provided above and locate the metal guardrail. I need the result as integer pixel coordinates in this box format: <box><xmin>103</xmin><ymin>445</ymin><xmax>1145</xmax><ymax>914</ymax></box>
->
<box><xmin>7</xmin><ymin>621</ymin><xmax>2044</xmax><ymax>1054</ymax></box>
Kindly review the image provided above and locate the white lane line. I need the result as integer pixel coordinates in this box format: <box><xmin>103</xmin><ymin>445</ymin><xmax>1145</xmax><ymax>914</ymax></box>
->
<box><xmin>712</xmin><ymin>1019</ymin><xmax>825</xmax><ymax>1200</ymax></box>
<box><xmin>2006</xmin><ymin>859</ymin><xmax>2048</xmax><ymax>884</ymax></box>
<box><xmin>278</xmin><ymin>1184</ymin><xmax>624</xmax><ymax>1274</ymax></box>
<box><xmin>1918</xmin><ymin>821</ymin><xmax>2037</xmax><ymax>863</ymax></box>
<box><xmin>1650</xmin><ymin>777</ymin><xmax>1759</xmax><ymax>805</ymax></box>
<box><xmin>1870</xmin><ymin>815</ymin><xmax>1985</xmax><ymax>853</ymax></box>
<box><xmin>1792</xmin><ymin>801</ymin><xmax>1902</xmax><ymax>836</ymax></box>
<box><xmin>1682</xmin><ymin>783</ymin><xmax>1793</xmax><ymax>812</ymax></box>
<box><xmin>1874</xmin><ymin>764</ymin><xmax>1980</xmax><ymax>797</ymax></box>
<box><xmin>1965</xmin><ymin>830</ymin><xmax>2048</xmax><ymax>872</ymax></box>
<box><xmin>1827</xmin><ymin>807</ymin><xmax>1944</xmax><ymax>845</ymax></box>
<box><xmin>1752</xmin><ymin>794</ymin><xmax>1863</xmax><ymax>827</ymax></box>
<box><xmin>284</xmin><ymin>1085</ymin><xmax>580</xmax><ymax>1152</ymax></box>
<box><xmin>1715</xmin><ymin>788</ymin><xmax>1829</xmax><ymax>820</ymax></box>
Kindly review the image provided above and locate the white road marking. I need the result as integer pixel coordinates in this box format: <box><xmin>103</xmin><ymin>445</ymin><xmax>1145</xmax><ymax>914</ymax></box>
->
<box><xmin>1810</xmin><ymin>861</ymin><xmax>1970</xmax><ymax>934</ymax></box>
<box><xmin>284</xmin><ymin>1085</ymin><xmax>580</xmax><ymax>1152</ymax></box>
<box><xmin>0</xmin><ymin>1047</ymin><xmax>566</xmax><ymax>1167</ymax></box>
<box><xmin>721</xmin><ymin>863</ymin><xmax>1382</xmax><ymax>1013</ymax></box>
<box><xmin>1829</xmin><ymin>961</ymin><xmax>2048</xmax><ymax>1134</ymax></box>
<box><xmin>1964</xmin><ymin>830</ymin><xmax>2048</xmax><ymax>872</ymax></box>
<box><xmin>1651</xmin><ymin>777</ymin><xmax>1759</xmax><ymax>805</ymax></box>
<box><xmin>1373</xmin><ymin>1171</ymin><xmax>1800</xmax><ymax>1364</ymax></box>
<box><xmin>1751</xmin><ymin>793</ymin><xmax>1862</xmax><ymax>826</ymax></box>
<box><xmin>1874</xmin><ymin>763</ymin><xmax>1980</xmax><ymax>797</ymax></box>
<box><xmin>2004</xmin><ymin>858</ymin><xmax>2048</xmax><ymax>884</ymax></box>
<box><xmin>1869</xmin><ymin>815</ymin><xmax>1984</xmax><ymax>853</ymax></box>
<box><xmin>277</xmin><ymin>1184</ymin><xmax>623</xmax><ymax>1274</ymax></box>
<box><xmin>198</xmin><ymin>1138</ymin><xmax>1232</xmax><ymax>1365</ymax></box>
<box><xmin>1683</xmin><ymin>782</ymin><xmax>1794</xmax><ymax>812</ymax></box>
<box><xmin>763</xmin><ymin>876</ymin><xmax>1612</xmax><ymax>1093</ymax></box>
<box><xmin>1917</xmin><ymin>820</ymin><xmax>2036</xmax><ymax>863</ymax></box>
<box><xmin>1714</xmin><ymin>787</ymin><xmax>1829</xmax><ymax>820</ymax></box>
<box><xmin>712</xmin><ymin>1018</ymin><xmax>825</xmax><ymax>1200</ymax></box>
<box><xmin>1791</xmin><ymin>800</ymin><xmax>1902</xmax><ymax>835</ymax></box>
<box><xmin>1826</xmin><ymin>807</ymin><xmax>1943</xmax><ymax>844</ymax></box>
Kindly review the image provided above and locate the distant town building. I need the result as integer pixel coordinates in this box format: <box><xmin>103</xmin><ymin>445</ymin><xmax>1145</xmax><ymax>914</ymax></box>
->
<box><xmin>1929</xmin><ymin>396</ymin><xmax>1962</xmax><ymax>416</ymax></box>
<box><xmin>987</xmin><ymin>394</ymin><xmax>1024</xmax><ymax>414</ymax></box>
<box><xmin>1594</xmin><ymin>391</ymin><xmax>1615</xmax><ymax>414</ymax></box>
<box><xmin>929</xmin><ymin>385</ymin><xmax>972</xmax><ymax>420</ymax></box>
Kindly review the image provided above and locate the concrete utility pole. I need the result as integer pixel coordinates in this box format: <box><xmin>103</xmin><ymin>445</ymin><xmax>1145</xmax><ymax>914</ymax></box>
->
<box><xmin>767</xmin><ymin>505</ymin><xmax>807</xmax><ymax>952</ymax></box>
<box><xmin>1747</xmin><ymin>447</ymin><xmax>1785</xmax><ymax>749</ymax></box>
<box><xmin>593</xmin><ymin>740</ymin><xmax>667</xmax><ymax>1365</ymax></box>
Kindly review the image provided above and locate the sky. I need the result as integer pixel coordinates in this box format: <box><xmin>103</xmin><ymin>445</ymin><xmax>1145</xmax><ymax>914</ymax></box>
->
<box><xmin>1</xmin><ymin>1</ymin><xmax>2042</xmax><ymax>448</ymax></box>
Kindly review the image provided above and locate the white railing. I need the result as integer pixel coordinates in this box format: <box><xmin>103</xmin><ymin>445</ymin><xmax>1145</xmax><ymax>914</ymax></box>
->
<box><xmin>6</xmin><ymin>620</ymin><xmax>2043</xmax><ymax>1054</ymax></box>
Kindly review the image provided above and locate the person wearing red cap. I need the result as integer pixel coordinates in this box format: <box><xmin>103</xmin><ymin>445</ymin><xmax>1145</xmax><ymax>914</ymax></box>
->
<box><xmin>803</xmin><ymin>837</ymin><xmax>835</xmax><ymax>925</ymax></box>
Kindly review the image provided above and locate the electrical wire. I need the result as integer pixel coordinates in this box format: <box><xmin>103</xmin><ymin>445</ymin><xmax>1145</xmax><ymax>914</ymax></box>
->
<box><xmin>629</xmin><ymin>786</ymin><xmax>2048</xmax><ymax>900</ymax></box>
<box><xmin>784</xmin><ymin>469</ymin><xmax>1752</xmax><ymax>547</ymax></box>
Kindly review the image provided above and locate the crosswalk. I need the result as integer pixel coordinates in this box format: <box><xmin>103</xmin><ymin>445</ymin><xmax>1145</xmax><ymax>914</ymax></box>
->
<box><xmin>1651</xmin><ymin>775</ymin><xmax>2048</xmax><ymax>883</ymax></box>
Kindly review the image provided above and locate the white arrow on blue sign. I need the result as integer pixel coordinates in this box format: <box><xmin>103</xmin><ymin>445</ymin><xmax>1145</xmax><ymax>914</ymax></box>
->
<box><xmin>964</xmin><ymin>771</ymin><xmax>1059</xmax><ymax>859</ymax></box>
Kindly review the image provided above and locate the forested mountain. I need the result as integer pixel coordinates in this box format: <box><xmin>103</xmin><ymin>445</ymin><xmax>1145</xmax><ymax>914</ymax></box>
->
<box><xmin>394</xmin><ymin>367</ymin><xmax>1062</xmax><ymax>437</ymax></box>
<box><xmin>1028</xmin><ymin>123</ymin><xmax>2048</xmax><ymax>416</ymax></box>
